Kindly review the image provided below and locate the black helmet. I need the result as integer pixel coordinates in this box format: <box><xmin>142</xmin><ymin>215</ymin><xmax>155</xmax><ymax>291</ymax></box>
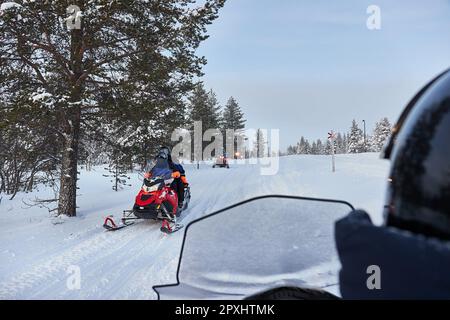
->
<box><xmin>383</xmin><ymin>68</ymin><xmax>450</xmax><ymax>239</ymax></box>
<box><xmin>156</xmin><ymin>146</ymin><xmax>171</xmax><ymax>160</ymax></box>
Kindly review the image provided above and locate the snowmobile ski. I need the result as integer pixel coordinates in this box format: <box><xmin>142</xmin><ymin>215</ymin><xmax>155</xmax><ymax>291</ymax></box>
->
<box><xmin>160</xmin><ymin>220</ymin><xmax>184</xmax><ymax>234</ymax></box>
<box><xmin>103</xmin><ymin>215</ymin><xmax>134</xmax><ymax>231</ymax></box>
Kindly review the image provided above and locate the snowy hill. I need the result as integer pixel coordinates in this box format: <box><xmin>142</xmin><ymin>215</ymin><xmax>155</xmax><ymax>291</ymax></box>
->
<box><xmin>0</xmin><ymin>153</ymin><xmax>390</xmax><ymax>299</ymax></box>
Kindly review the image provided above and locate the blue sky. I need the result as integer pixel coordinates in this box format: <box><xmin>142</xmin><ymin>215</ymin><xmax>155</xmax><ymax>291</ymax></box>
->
<box><xmin>197</xmin><ymin>0</ymin><xmax>450</xmax><ymax>148</ymax></box>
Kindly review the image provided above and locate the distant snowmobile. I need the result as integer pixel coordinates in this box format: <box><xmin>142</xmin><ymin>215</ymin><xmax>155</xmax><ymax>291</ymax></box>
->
<box><xmin>103</xmin><ymin>176</ymin><xmax>191</xmax><ymax>234</ymax></box>
<box><xmin>213</xmin><ymin>153</ymin><xmax>230</xmax><ymax>168</ymax></box>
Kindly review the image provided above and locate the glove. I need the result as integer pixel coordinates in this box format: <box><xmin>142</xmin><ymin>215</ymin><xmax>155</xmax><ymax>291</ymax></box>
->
<box><xmin>144</xmin><ymin>172</ymin><xmax>151</xmax><ymax>179</ymax></box>
<box><xmin>172</xmin><ymin>171</ymin><xmax>181</xmax><ymax>179</ymax></box>
<box><xmin>181</xmin><ymin>176</ymin><xmax>188</xmax><ymax>185</ymax></box>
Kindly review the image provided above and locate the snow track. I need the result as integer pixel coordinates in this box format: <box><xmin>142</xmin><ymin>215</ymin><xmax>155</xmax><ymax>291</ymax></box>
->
<box><xmin>0</xmin><ymin>154</ymin><xmax>389</xmax><ymax>299</ymax></box>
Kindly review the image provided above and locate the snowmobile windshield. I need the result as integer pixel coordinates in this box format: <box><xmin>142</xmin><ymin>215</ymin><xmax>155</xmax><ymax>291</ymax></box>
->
<box><xmin>153</xmin><ymin>195</ymin><xmax>354</xmax><ymax>300</ymax></box>
<box><xmin>143</xmin><ymin>177</ymin><xmax>164</xmax><ymax>192</ymax></box>
<box><xmin>154</xmin><ymin>157</ymin><xmax>170</xmax><ymax>169</ymax></box>
<box><xmin>150</xmin><ymin>158</ymin><xmax>172</xmax><ymax>180</ymax></box>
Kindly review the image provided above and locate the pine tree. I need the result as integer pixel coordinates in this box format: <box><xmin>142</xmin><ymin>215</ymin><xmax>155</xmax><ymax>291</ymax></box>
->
<box><xmin>342</xmin><ymin>133</ymin><xmax>348</xmax><ymax>154</ymax></box>
<box><xmin>287</xmin><ymin>145</ymin><xmax>296</xmax><ymax>155</ymax></box>
<box><xmin>311</xmin><ymin>141</ymin><xmax>318</xmax><ymax>155</ymax></box>
<box><xmin>303</xmin><ymin>139</ymin><xmax>311</xmax><ymax>154</ymax></box>
<box><xmin>253</xmin><ymin>129</ymin><xmax>266</xmax><ymax>158</ymax></box>
<box><xmin>296</xmin><ymin>136</ymin><xmax>308</xmax><ymax>154</ymax></box>
<box><xmin>222</xmin><ymin>97</ymin><xmax>246</xmax><ymax>131</ymax></box>
<box><xmin>187</xmin><ymin>84</ymin><xmax>222</xmax><ymax>158</ymax></box>
<box><xmin>189</xmin><ymin>85</ymin><xmax>222</xmax><ymax>130</ymax></box>
<box><xmin>348</xmin><ymin>120</ymin><xmax>365</xmax><ymax>153</ymax></box>
<box><xmin>0</xmin><ymin>0</ymin><xmax>225</xmax><ymax>216</ymax></box>
<box><xmin>371</xmin><ymin>117</ymin><xmax>392</xmax><ymax>152</ymax></box>
<box><xmin>222</xmin><ymin>97</ymin><xmax>246</xmax><ymax>153</ymax></box>
<box><xmin>316</xmin><ymin>139</ymin><xmax>324</xmax><ymax>155</ymax></box>
<box><xmin>335</xmin><ymin>133</ymin><xmax>344</xmax><ymax>154</ymax></box>
<box><xmin>325</xmin><ymin>139</ymin><xmax>333</xmax><ymax>155</ymax></box>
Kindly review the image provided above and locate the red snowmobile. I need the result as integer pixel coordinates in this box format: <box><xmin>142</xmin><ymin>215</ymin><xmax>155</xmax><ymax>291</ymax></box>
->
<box><xmin>213</xmin><ymin>153</ymin><xmax>230</xmax><ymax>168</ymax></box>
<box><xmin>103</xmin><ymin>176</ymin><xmax>191</xmax><ymax>234</ymax></box>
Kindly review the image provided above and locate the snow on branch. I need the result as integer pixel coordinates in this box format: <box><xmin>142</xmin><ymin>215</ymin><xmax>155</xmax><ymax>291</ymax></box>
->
<box><xmin>0</xmin><ymin>2</ymin><xmax>22</xmax><ymax>12</ymax></box>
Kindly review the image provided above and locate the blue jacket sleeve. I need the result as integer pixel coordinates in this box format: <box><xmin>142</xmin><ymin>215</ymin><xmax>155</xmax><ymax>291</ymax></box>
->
<box><xmin>335</xmin><ymin>210</ymin><xmax>450</xmax><ymax>299</ymax></box>
<box><xmin>171</xmin><ymin>163</ymin><xmax>185</xmax><ymax>175</ymax></box>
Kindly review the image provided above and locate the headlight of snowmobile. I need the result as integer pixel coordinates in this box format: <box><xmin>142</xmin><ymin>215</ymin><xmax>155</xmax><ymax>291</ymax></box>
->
<box><xmin>143</xmin><ymin>184</ymin><xmax>159</xmax><ymax>193</ymax></box>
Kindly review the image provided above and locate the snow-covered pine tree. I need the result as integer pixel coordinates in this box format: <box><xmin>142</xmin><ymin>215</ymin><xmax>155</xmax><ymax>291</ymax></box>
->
<box><xmin>325</xmin><ymin>139</ymin><xmax>333</xmax><ymax>155</ymax></box>
<box><xmin>335</xmin><ymin>133</ymin><xmax>344</xmax><ymax>154</ymax></box>
<box><xmin>207</xmin><ymin>89</ymin><xmax>223</xmax><ymax>128</ymax></box>
<box><xmin>295</xmin><ymin>138</ymin><xmax>302</xmax><ymax>154</ymax></box>
<box><xmin>0</xmin><ymin>0</ymin><xmax>225</xmax><ymax>216</ymax></box>
<box><xmin>188</xmin><ymin>84</ymin><xmax>222</xmax><ymax>129</ymax></box>
<box><xmin>296</xmin><ymin>136</ymin><xmax>307</xmax><ymax>154</ymax></box>
<box><xmin>311</xmin><ymin>141</ymin><xmax>318</xmax><ymax>155</ymax></box>
<box><xmin>222</xmin><ymin>97</ymin><xmax>246</xmax><ymax>153</ymax></box>
<box><xmin>342</xmin><ymin>133</ymin><xmax>349</xmax><ymax>153</ymax></box>
<box><xmin>371</xmin><ymin>117</ymin><xmax>392</xmax><ymax>152</ymax></box>
<box><xmin>304</xmin><ymin>139</ymin><xmax>311</xmax><ymax>154</ymax></box>
<box><xmin>253</xmin><ymin>129</ymin><xmax>266</xmax><ymax>158</ymax></box>
<box><xmin>222</xmin><ymin>97</ymin><xmax>246</xmax><ymax>131</ymax></box>
<box><xmin>347</xmin><ymin>120</ymin><xmax>365</xmax><ymax>153</ymax></box>
<box><xmin>286</xmin><ymin>145</ymin><xmax>296</xmax><ymax>155</ymax></box>
<box><xmin>188</xmin><ymin>84</ymin><xmax>222</xmax><ymax>157</ymax></box>
<box><xmin>316</xmin><ymin>139</ymin><xmax>325</xmax><ymax>155</ymax></box>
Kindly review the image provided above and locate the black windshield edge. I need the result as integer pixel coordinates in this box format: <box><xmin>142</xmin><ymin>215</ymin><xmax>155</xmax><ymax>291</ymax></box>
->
<box><xmin>152</xmin><ymin>194</ymin><xmax>355</xmax><ymax>299</ymax></box>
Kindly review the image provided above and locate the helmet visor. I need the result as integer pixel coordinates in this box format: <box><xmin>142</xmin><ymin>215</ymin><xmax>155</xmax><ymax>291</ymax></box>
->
<box><xmin>157</xmin><ymin>147</ymin><xmax>170</xmax><ymax>159</ymax></box>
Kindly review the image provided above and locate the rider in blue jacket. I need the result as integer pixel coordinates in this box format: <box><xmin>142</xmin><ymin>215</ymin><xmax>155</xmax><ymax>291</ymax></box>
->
<box><xmin>144</xmin><ymin>146</ymin><xmax>188</xmax><ymax>208</ymax></box>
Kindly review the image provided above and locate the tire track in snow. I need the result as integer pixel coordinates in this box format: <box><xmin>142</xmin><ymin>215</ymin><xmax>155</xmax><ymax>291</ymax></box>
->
<box><xmin>0</xmin><ymin>162</ymin><xmax>273</xmax><ymax>299</ymax></box>
<box><xmin>114</xmin><ymin>166</ymin><xmax>250</xmax><ymax>299</ymax></box>
<box><xmin>0</xmin><ymin>221</ymin><xmax>158</xmax><ymax>299</ymax></box>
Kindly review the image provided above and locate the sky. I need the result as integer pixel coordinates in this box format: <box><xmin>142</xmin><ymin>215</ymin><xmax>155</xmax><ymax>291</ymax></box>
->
<box><xmin>197</xmin><ymin>0</ymin><xmax>450</xmax><ymax>149</ymax></box>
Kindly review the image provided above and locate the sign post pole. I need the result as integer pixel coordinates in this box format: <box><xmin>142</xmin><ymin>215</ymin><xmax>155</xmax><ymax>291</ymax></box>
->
<box><xmin>328</xmin><ymin>131</ymin><xmax>337</xmax><ymax>173</ymax></box>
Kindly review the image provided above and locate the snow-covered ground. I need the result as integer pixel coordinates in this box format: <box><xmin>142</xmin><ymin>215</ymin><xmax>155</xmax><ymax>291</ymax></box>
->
<box><xmin>0</xmin><ymin>153</ymin><xmax>390</xmax><ymax>299</ymax></box>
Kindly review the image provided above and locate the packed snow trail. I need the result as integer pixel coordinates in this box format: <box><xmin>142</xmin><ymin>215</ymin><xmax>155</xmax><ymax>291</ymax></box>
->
<box><xmin>0</xmin><ymin>153</ymin><xmax>389</xmax><ymax>299</ymax></box>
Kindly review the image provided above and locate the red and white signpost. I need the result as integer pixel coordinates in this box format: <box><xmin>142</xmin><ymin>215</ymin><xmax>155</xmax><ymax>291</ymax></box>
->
<box><xmin>328</xmin><ymin>131</ymin><xmax>337</xmax><ymax>172</ymax></box>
